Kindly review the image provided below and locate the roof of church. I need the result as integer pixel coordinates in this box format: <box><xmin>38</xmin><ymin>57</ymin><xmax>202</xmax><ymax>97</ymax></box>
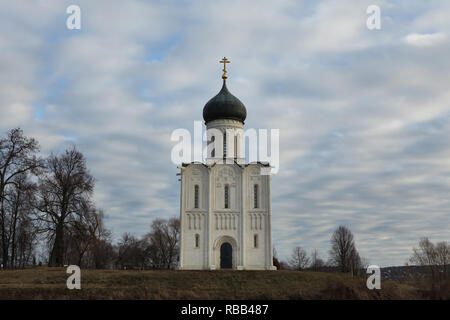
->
<box><xmin>202</xmin><ymin>57</ymin><xmax>247</xmax><ymax>124</ymax></box>
<box><xmin>202</xmin><ymin>80</ymin><xmax>247</xmax><ymax>124</ymax></box>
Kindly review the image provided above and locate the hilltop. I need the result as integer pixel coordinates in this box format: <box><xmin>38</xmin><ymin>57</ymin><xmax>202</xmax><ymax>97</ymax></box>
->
<box><xmin>0</xmin><ymin>267</ymin><xmax>423</xmax><ymax>300</ymax></box>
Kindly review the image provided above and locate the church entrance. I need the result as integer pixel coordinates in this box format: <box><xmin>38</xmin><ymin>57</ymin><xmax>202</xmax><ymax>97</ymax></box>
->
<box><xmin>220</xmin><ymin>242</ymin><xmax>232</xmax><ymax>269</ymax></box>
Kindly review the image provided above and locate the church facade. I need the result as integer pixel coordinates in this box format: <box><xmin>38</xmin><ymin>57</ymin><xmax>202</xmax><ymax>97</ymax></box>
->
<box><xmin>178</xmin><ymin>58</ymin><xmax>275</xmax><ymax>270</ymax></box>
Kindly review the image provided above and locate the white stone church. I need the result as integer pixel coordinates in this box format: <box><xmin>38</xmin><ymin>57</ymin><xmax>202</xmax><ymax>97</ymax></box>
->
<box><xmin>178</xmin><ymin>58</ymin><xmax>276</xmax><ymax>270</ymax></box>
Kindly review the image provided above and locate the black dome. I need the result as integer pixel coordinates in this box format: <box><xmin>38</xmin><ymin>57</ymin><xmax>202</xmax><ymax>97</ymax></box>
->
<box><xmin>203</xmin><ymin>81</ymin><xmax>247</xmax><ymax>124</ymax></box>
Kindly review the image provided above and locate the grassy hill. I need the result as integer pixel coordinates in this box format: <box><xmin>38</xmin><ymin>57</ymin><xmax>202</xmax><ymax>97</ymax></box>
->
<box><xmin>0</xmin><ymin>267</ymin><xmax>422</xmax><ymax>300</ymax></box>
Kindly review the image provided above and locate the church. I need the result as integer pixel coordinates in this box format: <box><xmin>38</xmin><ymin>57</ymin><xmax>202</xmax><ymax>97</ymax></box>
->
<box><xmin>178</xmin><ymin>58</ymin><xmax>276</xmax><ymax>270</ymax></box>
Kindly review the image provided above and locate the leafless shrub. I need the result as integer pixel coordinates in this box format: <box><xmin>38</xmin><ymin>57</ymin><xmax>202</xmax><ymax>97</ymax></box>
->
<box><xmin>289</xmin><ymin>246</ymin><xmax>310</xmax><ymax>270</ymax></box>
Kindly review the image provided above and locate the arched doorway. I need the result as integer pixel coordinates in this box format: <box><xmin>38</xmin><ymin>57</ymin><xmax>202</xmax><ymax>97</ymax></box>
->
<box><xmin>214</xmin><ymin>235</ymin><xmax>238</xmax><ymax>269</ymax></box>
<box><xmin>220</xmin><ymin>242</ymin><xmax>232</xmax><ymax>269</ymax></box>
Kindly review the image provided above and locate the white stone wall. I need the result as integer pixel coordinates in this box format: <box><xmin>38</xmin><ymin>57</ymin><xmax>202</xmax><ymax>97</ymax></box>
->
<box><xmin>179</xmin><ymin>161</ymin><xmax>274</xmax><ymax>270</ymax></box>
<box><xmin>243</xmin><ymin>164</ymin><xmax>273</xmax><ymax>269</ymax></box>
<box><xmin>205</xmin><ymin>119</ymin><xmax>245</xmax><ymax>164</ymax></box>
<box><xmin>179</xmin><ymin>164</ymin><xmax>209</xmax><ymax>269</ymax></box>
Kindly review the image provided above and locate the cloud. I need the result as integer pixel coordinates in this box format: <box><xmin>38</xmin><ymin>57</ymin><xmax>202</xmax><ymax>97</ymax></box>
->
<box><xmin>404</xmin><ymin>32</ymin><xmax>447</xmax><ymax>46</ymax></box>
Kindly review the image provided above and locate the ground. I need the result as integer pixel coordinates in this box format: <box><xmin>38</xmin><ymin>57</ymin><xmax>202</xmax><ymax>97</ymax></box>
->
<box><xmin>0</xmin><ymin>267</ymin><xmax>421</xmax><ymax>300</ymax></box>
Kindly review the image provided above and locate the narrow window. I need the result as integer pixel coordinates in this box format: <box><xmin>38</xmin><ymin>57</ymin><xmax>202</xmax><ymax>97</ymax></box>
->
<box><xmin>195</xmin><ymin>234</ymin><xmax>200</xmax><ymax>248</ymax></box>
<box><xmin>234</xmin><ymin>135</ymin><xmax>237</xmax><ymax>158</ymax></box>
<box><xmin>254</xmin><ymin>234</ymin><xmax>258</xmax><ymax>248</ymax></box>
<box><xmin>194</xmin><ymin>185</ymin><xmax>199</xmax><ymax>208</ymax></box>
<box><xmin>224</xmin><ymin>184</ymin><xmax>229</xmax><ymax>209</ymax></box>
<box><xmin>223</xmin><ymin>132</ymin><xmax>227</xmax><ymax>158</ymax></box>
<box><xmin>211</xmin><ymin>136</ymin><xmax>215</xmax><ymax>158</ymax></box>
<box><xmin>254</xmin><ymin>184</ymin><xmax>259</xmax><ymax>208</ymax></box>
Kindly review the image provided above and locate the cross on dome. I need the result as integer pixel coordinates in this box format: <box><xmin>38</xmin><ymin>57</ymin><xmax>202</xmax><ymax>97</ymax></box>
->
<box><xmin>219</xmin><ymin>57</ymin><xmax>230</xmax><ymax>80</ymax></box>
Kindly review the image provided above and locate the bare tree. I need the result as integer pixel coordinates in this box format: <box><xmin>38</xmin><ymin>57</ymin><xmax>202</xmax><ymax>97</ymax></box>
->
<box><xmin>0</xmin><ymin>128</ymin><xmax>43</xmax><ymax>268</ymax></box>
<box><xmin>310</xmin><ymin>249</ymin><xmax>325</xmax><ymax>271</ymax></box>
<box><xmin>15</xmin><ymin>216</ymin><xmax>38</xmax><ymax>268</ymax></box>
<box><xmin>360</xmin><ymin>256</ymin><xmax>370</xmax><ymax>270</ymax></box>
<box><xmin>144</xmin><ymin>217</ymin><xmax>180</xmax><ymax>269</ymax></box>
<box><xmin>410</xmin><ymin>238</ymin><xmax>436</xmax><ymax>266</ymax></box>
<box><xmin>166</xmin><ymin>217</ymin><xmax>180</xmax><ymax>268</ymax></box>
<box><xmin>409</xmin><ymin>238</ymin><xmax>450</xmax><ymax>294</ymax></box>
<box><xmin>116</xmin><ymin>233</ymin><xmax>147</xmax><ymax>269</ymax></box>
<box><xmin>349</xmin><ymin>246</ymin><xmax>362</xmax><ymax>276</ymax></box>
<box><xmin>89</xmin><ymin>238</ymin><xmax>115</xmax><ymax>269</ymax></box>
<box><xmin>87</xmin><ymin>210</ymin><xmax>114</xmax><ymax>269</ymax></box>
<box><xmin>66</xmin><ymin>204</ymin><xmax>109</xmax><ymax>267</ymax></box>
<box><xmin>328</xmin><ymin>225</ymin><xmax>361</xmax><ymax>274</ymax></box>
<box><xmin>289</xmin><ymin>246</ymin><xmax>310</xmax><ymax>270</ymax></box>
<box><xmin>4</xmin><ymin>173</ymin><xmax>38</xmax><ymax>268</ymax></box>
<box><xmin>36</xmin><ymin>147</ymin><xmax>94</xmax><ymax>266</ymax></box>
<box><xmin>435</xmin><ymin>241</ymin><xmax>450</xmax><ymax>275</ymax></box>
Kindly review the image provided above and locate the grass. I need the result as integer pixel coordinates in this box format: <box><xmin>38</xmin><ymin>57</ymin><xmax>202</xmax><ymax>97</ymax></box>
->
<box><xmin>0</xmin><ymin>267</ymin><xmax>422</xmax><ymax>300</ymax></box>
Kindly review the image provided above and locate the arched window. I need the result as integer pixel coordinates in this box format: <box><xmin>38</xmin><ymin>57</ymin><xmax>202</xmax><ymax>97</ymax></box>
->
<box><xmin>254</xmin><ymin>234</ymin><xmax>258</xmax><ymax>248</ymax></box>
<box><xmin>223</xmin><ymin>132</ymin><xmax>227</xmax><ymax>158</ymax></box>
<box><xmin>234</xmin><ymin>135</ymin><xmax>238</xmax><ymax>158</ymax></box>
<box><xmin>224</xmin><ymin>184</ymin><xmax>229</xmax><ymax>209</ymax></box>
<box><xmin>194</xmin><ymin>185</ymin><xmax>199</xmax><ymax>208</ymax></box>
<box><xmin>211</xmin><ymin>136</ymin><xmax>215</xmax><ymax>158</ymax></box>
<box><xmin>254</xmin><ymin>184</ymin><xmax>259</xmax><ymax>208</ymax></box>
<box><xmin>195</xmin><ymin>234</ymin><xmax>200</xmax><ymax>248</ymax></box>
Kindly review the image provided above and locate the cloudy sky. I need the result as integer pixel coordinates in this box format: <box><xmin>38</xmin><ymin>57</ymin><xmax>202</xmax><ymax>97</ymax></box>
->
<box><xmin>1</xmin><ymin>0</ymin><xmax>449</xmax><ymax>266</ymax></box>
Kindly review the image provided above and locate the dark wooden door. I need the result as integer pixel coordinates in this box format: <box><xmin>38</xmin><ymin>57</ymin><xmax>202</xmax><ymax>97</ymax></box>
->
<box><xmin>220</xmin><ymin>242</ymin><xmax>232</xmax><ymax>269</ymax></box>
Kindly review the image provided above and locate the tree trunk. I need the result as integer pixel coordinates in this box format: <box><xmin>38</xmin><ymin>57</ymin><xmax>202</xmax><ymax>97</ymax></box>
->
<box><xmin>10</xmin><ymin>199</ymin><xmax>19</xmax><ymax>269</ymax></box>
<box><xmin>0</xmin><ymin>205</ymin><xmax>8</xmax><ymax>269</ymax></box>
<box><xmin>49</xmin><ymin>223</ymin><xmax>65</xmax><ymax>267</ymax></box>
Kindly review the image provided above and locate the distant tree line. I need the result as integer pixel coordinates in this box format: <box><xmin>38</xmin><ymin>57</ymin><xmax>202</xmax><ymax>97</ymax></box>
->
<box><xmin>408</xmin><ymin>237</ymin><xmax>449</xmax><ymax>298</ymax></box>
<box><xmin>280</xmin><ymin>225</ymin><xmax>368</xmax><ymax>275</ymax></box>
<box><xmin>115</xmin><ymin>218</ymin><xmax>180</xmax><ymax>270</ymax></box>
<box><xmin>280</xmin><ymin>225</ymin><xmax>449</xmax><ymax>298</ymax></box>
<box><xmin>0</xmin><ymin>128</ymin><xmax>180</xmax><ymax>269</ymax></box>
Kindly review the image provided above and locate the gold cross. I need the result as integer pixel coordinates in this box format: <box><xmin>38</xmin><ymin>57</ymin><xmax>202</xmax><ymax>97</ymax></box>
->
<box><xmin>219</xmin><ymin>57</ymin><xmax>230</xmax><ymax>79</ymax></box>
